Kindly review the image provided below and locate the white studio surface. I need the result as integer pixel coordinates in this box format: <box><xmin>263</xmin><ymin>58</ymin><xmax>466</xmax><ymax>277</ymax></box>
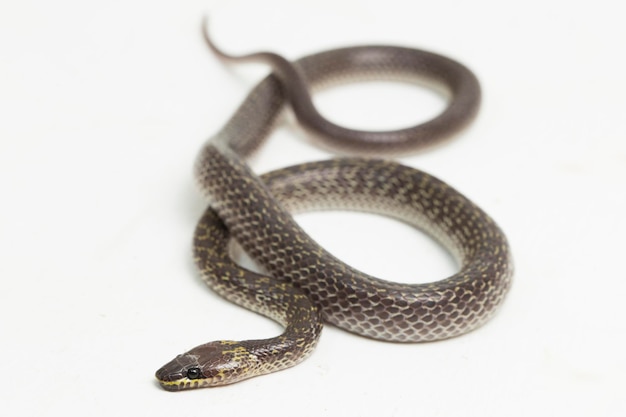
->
<box><xmin>1</xmin><ymin>1</ymin><xmax>624</xmax><ymax>416</ymax></box>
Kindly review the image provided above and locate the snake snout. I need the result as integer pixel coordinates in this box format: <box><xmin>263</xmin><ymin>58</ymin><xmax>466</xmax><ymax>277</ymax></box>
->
<box><xmin>155</xmin><ymin>363</ymin><xmax>181</xmax><ymax>383</ymax></box>
<box><xmin>155</xmin><ymin>352</ymin><xmax>204</xmax><ymax>391</ymax></box>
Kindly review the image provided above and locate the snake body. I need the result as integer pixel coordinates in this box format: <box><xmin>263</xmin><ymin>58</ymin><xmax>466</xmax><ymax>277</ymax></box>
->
<box><xmin>155</xmin><ymin>23</ymin><xmax>512</xmax><ymax>391</ymax></box>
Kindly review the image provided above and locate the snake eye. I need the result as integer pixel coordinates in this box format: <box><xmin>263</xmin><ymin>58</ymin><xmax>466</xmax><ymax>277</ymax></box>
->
<box><xmin>186</xmin><ymin>367</ymin><xmax>202</xmax><ymax>379</ymax></box>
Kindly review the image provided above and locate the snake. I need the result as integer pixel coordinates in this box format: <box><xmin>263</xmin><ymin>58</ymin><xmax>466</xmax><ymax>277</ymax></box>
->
<box><xmin>155</xmin><ymin>20</ymin><xmax>512</xmax><ymax>391</ymax></box>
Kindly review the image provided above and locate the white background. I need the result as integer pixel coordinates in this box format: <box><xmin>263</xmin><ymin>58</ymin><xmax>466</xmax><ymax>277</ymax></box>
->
<box><xmin>1</xmin><ymin>1</ymin><xmax>624</xmax><ymax>416</ymax></box>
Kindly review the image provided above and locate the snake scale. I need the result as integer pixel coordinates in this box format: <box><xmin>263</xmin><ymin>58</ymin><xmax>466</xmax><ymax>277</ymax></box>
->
<box><xmin>155</xmin><ymin>21</ymin><xmax>512</xmax><ymax>391</ymax></box>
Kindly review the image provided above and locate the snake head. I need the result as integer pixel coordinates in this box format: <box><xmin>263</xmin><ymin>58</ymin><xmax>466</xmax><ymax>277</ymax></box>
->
<box><xmin>155</xmin><ymin>341</ymin><xmax>258</xmax><ymax>391</ymax></box>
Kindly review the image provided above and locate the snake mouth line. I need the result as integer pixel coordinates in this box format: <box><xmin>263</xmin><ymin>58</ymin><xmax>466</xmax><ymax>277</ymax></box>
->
<box><xmin>155</xmin><ymin>365</ymin><xmax>213</xmax><ymax>391</ymax></box>
<box><xmin>156</xmin><ymin>377</ymin><xmax>212</xmax><ymax>391</ymax></box>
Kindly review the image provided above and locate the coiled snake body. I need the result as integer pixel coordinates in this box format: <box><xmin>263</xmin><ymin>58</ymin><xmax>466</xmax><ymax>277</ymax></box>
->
<box><xmin>155</xmin><ymin>22</ymin><xmax>512</xmax><ymax>391</ymax></box>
